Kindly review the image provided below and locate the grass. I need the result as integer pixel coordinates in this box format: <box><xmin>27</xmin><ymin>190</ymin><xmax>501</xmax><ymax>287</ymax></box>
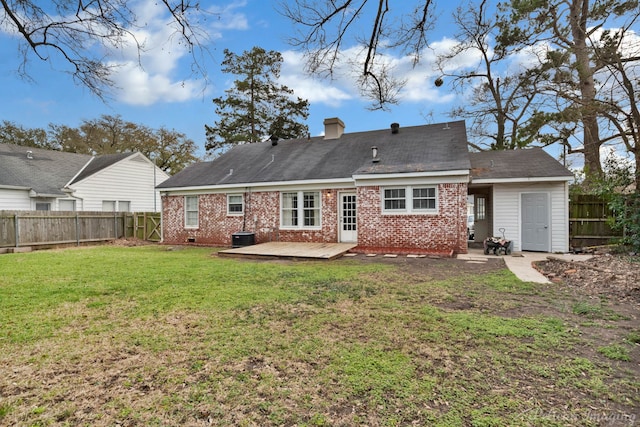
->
<box><xmin>598</xmin><ymin>344</ymin><xmax>631</xmax><ymax>361</ymax></box>
<box><xmin>0</xmin><ymin>245</ymin><xmax>637</xmax><ymax>426</ymax></box>
<box><xmin>572</xmin><ymin>300</ymin><xmax>628</xmax><ymax>321</ymax></box>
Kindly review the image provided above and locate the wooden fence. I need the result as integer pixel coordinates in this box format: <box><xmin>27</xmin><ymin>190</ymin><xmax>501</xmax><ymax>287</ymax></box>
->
<box><xmin>569</xmin><ymin>194</ymin><xmax>622</xmax><ymax>248</ymax></box>
<box><xmin>0</xmin><ymin>211</ymin><xmax>162</xmax><ymax>248</ymax></box>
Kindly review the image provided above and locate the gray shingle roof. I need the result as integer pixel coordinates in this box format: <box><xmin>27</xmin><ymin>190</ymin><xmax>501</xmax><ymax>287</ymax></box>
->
<box><xmin>158</xmin><ymin>120</ymin><xmax>470</xmax><ymax>189</ymax></box>
<box><xmin>0</xmin><ymin>144</ymin><xmax>91</xmax><ymax>196</ymax></box>
<box><xmin>470</xmin><ymin>148</ymin><xmax>573</xmax><ymax>181</ymax></box>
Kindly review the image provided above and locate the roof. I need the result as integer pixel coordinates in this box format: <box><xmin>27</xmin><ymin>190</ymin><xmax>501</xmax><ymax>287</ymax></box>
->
<box><xmin>158</xmin><ymin>120</ymin><xmax>470</xmax><ymax>189</ymax></box>
<box><xmin>0</xmin><ymin>143</ymin><xmax>142</xmax><ymax>196</ymax></box>
<box><xmin>470</xmin><ymin>148</ymin><xmax>573</xmax><ymax>182</ymax></box>
<box><xmin>70</xmin><ymin>152</ymin><xmax>136</xmax><ymax>184</ymax></box>
<box><xmin>0</xmin><ymin>144</ymin><xmax>92</xmax><ymax>196</ymax></box>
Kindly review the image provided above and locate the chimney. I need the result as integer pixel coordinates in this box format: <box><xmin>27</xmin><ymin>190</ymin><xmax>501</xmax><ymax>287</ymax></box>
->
<box><xmin>391</xmin><ymin>123</ymin><xmax>399</xmax><ymax>134</ymax></box>
<box><xmin>323</xmin><ymin>117</ymin><xmax>345</xmax><ymax>140</ymax></box>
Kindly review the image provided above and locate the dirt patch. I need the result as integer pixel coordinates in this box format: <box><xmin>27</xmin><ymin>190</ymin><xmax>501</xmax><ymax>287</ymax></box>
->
<box><xmin>342</xmin><ymin>253</ymin><xmax>507</xmax><ymax>280</ymax></box>
<box><xmin>110</xmin><ymin>238</ymin><xmax>155</xmax><ymax>247</ymax></box>
<box><xmin>535</xmin><ymin>252</ymin><xmax>640</xmax><ymax>304</ymax></box>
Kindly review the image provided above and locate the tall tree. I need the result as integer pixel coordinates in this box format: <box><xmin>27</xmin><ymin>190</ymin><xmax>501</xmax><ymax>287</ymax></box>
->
<box><xmin>1</xmin><ymin>0</ymin><xmax>211</xmax><ymax>99</ymax></box>
<box><xmin>436</xmin><ymin>0</ymin><xmax>548</xmax><ymax>151</ymax></box>
<box><xmin>280</xmin><ymin>0</ymin><xmax>437</xmax><ymax>109</ymax></box>
<box><xmin>498</xmin><ymin>0</ymin><xmax>639</xmax><ymax>182</ymax></box>
<box><xmin>593</xmin><ymin>24</ymin><xmax>640</xmax><ymax>193</ymax></box>
<box><xmin>205</xmin><ymin>46</ymin><xmax>310</xmax><ymax>153</ymax></box>
<box><xmin>58</xmin><ymin>115</ymin><xmax>199</xmax><ymax>173</ymax></box>
<box><xmin>0</xmin><ymin>121</ymin><xmax>53</xmax><ymax>149</ymax></box>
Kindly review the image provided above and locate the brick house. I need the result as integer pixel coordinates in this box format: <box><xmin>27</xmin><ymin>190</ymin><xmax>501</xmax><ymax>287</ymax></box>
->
<box><xmin>158</xmin><ymin>119</ymin><xmax>573</xmax><ymax>255</ymax></box>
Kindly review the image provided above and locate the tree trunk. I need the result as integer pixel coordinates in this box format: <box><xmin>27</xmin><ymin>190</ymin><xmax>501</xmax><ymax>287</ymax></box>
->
<box><xmin>570</xmin><ymin>0</ymin><xmax>603</xmax><ymax>182</ymax></box>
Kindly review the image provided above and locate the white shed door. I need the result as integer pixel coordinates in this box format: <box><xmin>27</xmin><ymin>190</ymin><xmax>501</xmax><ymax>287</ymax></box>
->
<box><xmin>521</xmin><ymin>193</ymin><xmax>550</xmax><ymax>252</ymax></box>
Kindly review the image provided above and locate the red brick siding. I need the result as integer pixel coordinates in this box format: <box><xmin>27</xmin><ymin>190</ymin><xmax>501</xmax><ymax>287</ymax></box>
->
<box><xmin>355</xmin><ymin>183</ymin><xmax>468</xmax><ymax>255</ymax></box>
<box><xmin>162</xmin><ymin>183</ymin><xmax>468</xmax><ymax>254</ymax></box>
<box><xmin>162</xmin><ymin>189</ymin><xmax>345</xmax><ymax>245</ymax></box>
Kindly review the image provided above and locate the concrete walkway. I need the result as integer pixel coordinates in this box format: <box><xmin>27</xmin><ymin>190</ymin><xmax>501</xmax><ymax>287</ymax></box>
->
<box><xmin>458</xmin><ymin>249</ymin><xmax>594</xmax><ymax>284</ymax></box>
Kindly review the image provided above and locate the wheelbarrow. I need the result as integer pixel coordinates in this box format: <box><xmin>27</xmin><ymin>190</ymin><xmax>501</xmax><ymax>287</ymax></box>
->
<box><xmin>483</xmin><ymin>228</ymin><xmax>513</xmax><ymax>256</ymax></box>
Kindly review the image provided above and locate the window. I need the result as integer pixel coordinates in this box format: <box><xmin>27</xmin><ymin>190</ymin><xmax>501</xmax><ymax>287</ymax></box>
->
<box><xmin>303</xmin><ymin>192</ymin><xmax>320</xmax><ymax>226</ymax></box>
<box><xmin>35</xmin><ymin>202</ymin><xmax>51</xmax><ymax>211</ymax></box>
<box><xmin>59</xmin><ymin>200</ymin><xmax>76</xmax><ymax>211</ymax></box>
<box><xmin>102</xmin><ymin>201</ymin><xmax>116</xmax><ymax>212</ymax></box>
<box><xmin>227</xmin><ymin>194</ymin><xmax>244</xmax><ymax>215</ymax></box>
<box><xmin>118</xmin><ymin>201</ymin><xmax>130</xmax><ymax>212</ymax></box>
<box><xmin>185</xmin><ymin>196</ymin><xmax>199</xmax><ymax>228</ymax></box>
<box><xmin>476</xmin><ymin>196</ymin><xmax>486</xmax><ymax>220</ymax></box>
<box><xmin>382</xmin><ymin>186</ymin><xmax>438</xmax><ymax>214</ymax></box>
<box><xmin>384</xmin><ymin>188</ymin><xmax>406</xmax><ymax>210</ymax></box>
<box><xmin>281</xmin><ymin>191</ymin><xmax>321</xmax><ymax>228</ymax></box>
<box><xmin>413</xmin><ymin>187</ymin><xmax>436</xmax><ymax>210</ymax></box>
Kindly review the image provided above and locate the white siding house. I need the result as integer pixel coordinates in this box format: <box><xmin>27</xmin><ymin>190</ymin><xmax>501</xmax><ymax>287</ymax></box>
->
<box><xmin>0</xmin><ymin>187</ymin><xmax>31</xmax><ymax>210</ymax></box>
<box><xmin>0</xmin><ymin>144</ymin><xmax>169</xmax><ymax>212</ymax></box>
<box><xmin>491</xmin><ymin>181</ymin><xmax>570</xmax><ymax>253</ymax></box>
<box><xmin>470</xmin><ymin>149</ymin><xmax>573</xmax><ymax>253</ymax></box>
<box><xmin>70</xmin><ymin>153</ymin><xmax>169</xmax><ymax>212</ymax></box>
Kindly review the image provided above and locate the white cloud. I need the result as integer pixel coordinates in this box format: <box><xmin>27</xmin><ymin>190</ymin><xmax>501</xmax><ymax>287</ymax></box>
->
<box><xmin>109</xmin><ymin>62</ymin><xmax>205</xmax><ymax>106</ymax></box>
<box><xmin>279</xmin><ymin>41</ymin><xmax>465</xmax><ymax>108</ymax></box>
<box><xmin>106</xmin><ymin>0</ymin><xmax>247</xmax><ymax>105</ymax></box>
<box><xmin>280</xmin><ymin>50</ymin><xmax>353</xmax><ymax>107</ymax></box>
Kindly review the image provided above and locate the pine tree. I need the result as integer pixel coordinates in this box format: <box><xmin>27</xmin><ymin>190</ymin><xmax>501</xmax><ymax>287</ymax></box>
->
<box><xmin>205</xmin><ymin>47</ymin><xmax>310</xmax><ymax>153</ymax></box>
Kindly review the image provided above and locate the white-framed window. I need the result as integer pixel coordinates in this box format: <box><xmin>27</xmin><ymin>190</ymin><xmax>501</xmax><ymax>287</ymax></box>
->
<box><xmin>185</xmin><ymin>195</ymin><xmax>199</xmax><ymax>228</ymax></box>
<box><xmin>59</xmin><ymin>200</ymin><xmax>76</xmax><ymax>211</ymax></box>
<box><xmin>118</xmin><ymin>201</ymin><xmax>131</xmax><ymax>212</ymax></box>
<box><xmin>35</xmin><ymin>202</ymin><xmax>51</xmax><ymax>211</ymax></box>
<box><xmin>281</xmin><ymin>191</ymin><xmax>321</xmax><ymax>228</ymax></box>
<box><xmin>227</xmin><ymin>194</ymin><xmax>244</xmax><ymax>215</ymax></box>
<box><xmin>382</xmin><ymin>185</ymin><xmax>438</xmax><ymax>214</ymax></box>
<box><xmin>102</xmin><ymin>200</ymin><xmax>116</xmax><ymax>212</ymax></box>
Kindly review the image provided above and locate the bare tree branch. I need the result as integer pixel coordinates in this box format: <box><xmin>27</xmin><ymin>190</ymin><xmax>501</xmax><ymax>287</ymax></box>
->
<box><xmin>279</xmin><ymin>0</ymin><xmax>436</xmax><ymax>107</ymax></box>
<box><xmin>1</xmin><ymin>0</ymin><xmax>212</xmax><ymax>100</ymax></box>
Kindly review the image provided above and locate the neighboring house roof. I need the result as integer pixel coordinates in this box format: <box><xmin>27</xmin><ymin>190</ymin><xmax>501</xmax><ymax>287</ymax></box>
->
<box><xmin>69</xmin><ymin>152</ymin><xmax>137</xmax><ymax>185</ymax></box>
<box><xmin>0</xmin><ymin>144</ymin><xmax>92</xmax><ymax>196</ymax></box>
<box><xmin>158</xmin><ymin>120</ymin><xmax>470</xmax><ymax>189</ymax></box>
<box><xmin>0</xmin><ymin>143</ymin><xmax>151</xmax><ymax>197</ymax></box>
<box><xmin>470</xmin><ymin>148</ymin><xmax>573</xmax><ymax>182</ymax></box>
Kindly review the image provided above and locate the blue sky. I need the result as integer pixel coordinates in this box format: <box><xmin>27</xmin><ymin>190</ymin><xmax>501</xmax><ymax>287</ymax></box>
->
<box><xmin>0</xmin><ymin>0</ymin><xmax>476</xmax><ymax>159</ymax></box>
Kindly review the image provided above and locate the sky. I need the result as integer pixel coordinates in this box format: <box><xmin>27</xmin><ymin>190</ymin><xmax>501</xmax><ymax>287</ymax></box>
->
<box><xmin>0</xmin><ymin>0</ymin><xmax>480</xmax><ymax>159</ymax></box>
<box><xmin>1</xmin><ymin>0</ymin><xmax>627</xmax><ymax>168</ymax></box>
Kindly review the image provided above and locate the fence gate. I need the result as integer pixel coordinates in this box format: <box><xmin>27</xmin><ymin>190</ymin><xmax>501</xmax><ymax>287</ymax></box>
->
<box><xmin>135</xmin><ymin>212</ymin><xmax>162</xmax><ymax>241</ymax></box>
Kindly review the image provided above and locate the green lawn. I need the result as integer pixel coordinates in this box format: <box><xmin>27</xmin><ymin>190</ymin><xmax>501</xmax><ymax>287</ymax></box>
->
<box><xmin>0</xmin><ymin>245</ymin><xmax>637</xmax><ymax>426</ymax></box>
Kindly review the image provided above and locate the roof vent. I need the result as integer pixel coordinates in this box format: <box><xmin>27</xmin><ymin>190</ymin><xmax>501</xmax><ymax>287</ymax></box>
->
<box><xmin>270</xmin><ymin>135</ymin><xmax>279</xmax><ymax>146</ymax></box>
<box><xmin>372</xmin><ymin>146</ymin><xmax>380</xmax><ymax>163</ymax></box>
<box><xmin>391</xmin><ymin>123</ymin><xmax>400</xmax><ymax>134</ymax></box>
<box><xmin>26</xmin><ymin>150</ymin><xmax>33</xmax><ymax>159</ymax></box>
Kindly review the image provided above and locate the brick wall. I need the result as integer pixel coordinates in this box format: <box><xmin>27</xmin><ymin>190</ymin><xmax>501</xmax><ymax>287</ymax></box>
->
<box><xmin>162</xmin><ymin>182</ymin><xmax>468</xmax><ymax>254</ymax></box>
<box><xmin>162</xmin><ymin>189</ymin><xmax>344</xmax><ymax>246</ymax></box>
<box><xmin>355</xmin><ymin>183</ymin><xmax>468</xmax><ymax>255</ymax></box>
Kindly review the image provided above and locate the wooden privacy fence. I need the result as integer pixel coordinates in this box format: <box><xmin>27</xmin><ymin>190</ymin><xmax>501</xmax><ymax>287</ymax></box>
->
<box><xmin>0</xmin><ymin>211</ymin><xmax>162</xmax><ymax>248</ymax></box>
<box><xmin>569</xmin><ymin>194</ymin><xmax>623</xmax><ymax>248</ymax></box>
